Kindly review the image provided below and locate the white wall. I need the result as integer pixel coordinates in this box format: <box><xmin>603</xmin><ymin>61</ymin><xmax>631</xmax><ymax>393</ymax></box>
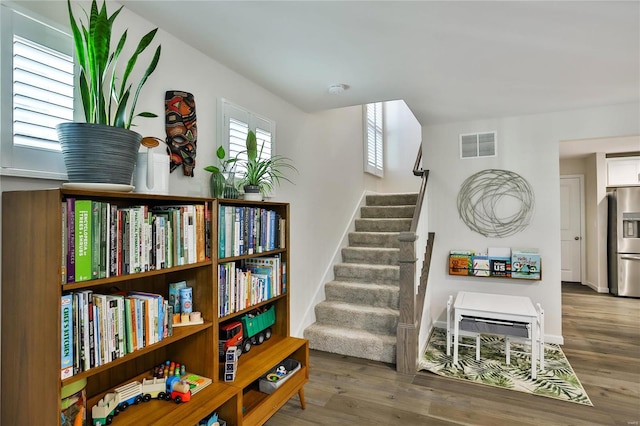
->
<box><xmin>375</xmin><ymin>100</ymin><xmax>422</xmax><ymax>193</ymax></box>
<box><xmin>0</xmin><ymin>1</ymin><xmax>421</xmax><ymax>345</ymax></box>
<box><xmin>422</xmin><ymin>102</ymin><xmax>640</xmax><ymax>343</ymax></box>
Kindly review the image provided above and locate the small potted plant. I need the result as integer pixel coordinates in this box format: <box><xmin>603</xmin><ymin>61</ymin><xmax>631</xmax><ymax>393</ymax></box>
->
<box><xmin>239</xmin><ymin>130</ymin><xmax>297</xmax><ymax>201</ymax></box>
<box><xmin>204</xmin><ymin>146</ymin><xmax>239</xmax><ymax>199</ymax></box>
<box><xmin>56</xmin><ymin>0</ymin><xmax>161</xmax><ymax>186</ymax></box>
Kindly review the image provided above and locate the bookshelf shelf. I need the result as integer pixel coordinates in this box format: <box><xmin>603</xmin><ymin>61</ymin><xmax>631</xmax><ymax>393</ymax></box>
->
<box><xmin>62</xmin><ymin>261</ymin><xmax>212</xmax><ymax>291</ymax></box>
<box><xmin>1</xmin><ymin>189</ymin><xmax>307</xmax><ymax>426</ymax></box>
<box><xmin>61</xmin><ymin>321</ymin><xmax>212</xmax><ymax>387</ymax></box>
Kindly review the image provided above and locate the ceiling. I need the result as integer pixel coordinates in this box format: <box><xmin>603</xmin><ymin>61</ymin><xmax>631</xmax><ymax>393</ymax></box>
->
<box><xmin>121</xmin><ymin>1</ymin><xmax>639</xmax><ymax>154</ymax></box>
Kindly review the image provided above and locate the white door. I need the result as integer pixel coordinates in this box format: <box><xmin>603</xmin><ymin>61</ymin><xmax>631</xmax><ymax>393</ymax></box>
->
<box><xmin>560</xmin><ymin>176</ymin><xmax>583</xmax><ymax>282</ymax></box>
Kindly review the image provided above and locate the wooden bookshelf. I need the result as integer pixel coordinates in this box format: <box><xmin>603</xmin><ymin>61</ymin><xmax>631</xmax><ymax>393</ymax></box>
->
<box><xmin>216</xmin><ymin>199</ymin><xmax>308</xmax><ymax>426</ymax></box>
<box><xmin>1</xmin><ymin>189</ymin><xmax>306</xmax><ymax>426</ymax></box>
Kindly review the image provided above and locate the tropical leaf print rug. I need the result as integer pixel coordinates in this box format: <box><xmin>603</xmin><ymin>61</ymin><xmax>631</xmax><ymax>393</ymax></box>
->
<box><xmin>419</xmin><ymin>328</ymin><xmax>592</xmax><ymax>406</ymax></box>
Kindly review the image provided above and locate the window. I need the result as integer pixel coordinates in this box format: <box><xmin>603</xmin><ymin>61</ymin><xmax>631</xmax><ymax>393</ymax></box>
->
<box><xmin>219</xmin><ymin>98</ymin><xmax>275</xmax><ymax>177</ymax></box>
<box><xmin>364</xmin><ymin>102</ymin><xmax>383</xmax><ymax>177</ymax></box>
<box><xmin>459</xmin><ymin>131</ymin><xmax>497</xmax><ymax>159</ymax></box>
<box><xmin>1</xmin><ymin>4</ymin><xmax>74</xmax><ymax>179</ymax></box>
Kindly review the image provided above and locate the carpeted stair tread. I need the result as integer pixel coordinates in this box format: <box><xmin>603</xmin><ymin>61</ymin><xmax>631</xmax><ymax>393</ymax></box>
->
<box><xmin>361</xmin><ymin>205</ymin><xmax>415</xmax><ymax>219</ymax></box>
<box><xmin>355</xmin><ymin>218</ymin><xmax>412</xmax><ymax>232</ymax></box>
<box><xmin>314</xmin><ymin>301</ymin><xmax>399</xmax><ymax>334</ymax></box>
<box><xmin>334</xmin><ymin>263</ymin><xmax>399</xmax><ymax>283</ymax></box>
<box><xmin>366</xmin><ymin>193</ymin><xmax>418</xmax><ymax>207</ymax></box>
<box><xmin>324</xmin><ymin>281</ymin><xmax>399</xmax><ymax>308</ymax></box>
<box><xmin>304</xmin><ymin>323</ymin><xmax>397</xmax><ymax>364</ymax></box>
<box><xmin>341</xmin><ymin>246</ymin><xmax>399</xmax><ymax>265</ymax></box>
<box><xmin>348</xmin><ymin>232</ymin><xmax>401</xmax><ymax>248</ymax></box>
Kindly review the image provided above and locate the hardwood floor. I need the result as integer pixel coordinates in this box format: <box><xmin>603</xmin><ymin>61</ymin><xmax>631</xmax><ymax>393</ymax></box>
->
<box><xmin>266</xmin><ymin>283</ymin><xmax>639</xmax><ymax>425</ymax></box>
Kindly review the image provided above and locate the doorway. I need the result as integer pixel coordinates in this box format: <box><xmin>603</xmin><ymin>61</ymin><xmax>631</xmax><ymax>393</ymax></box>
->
<box><xmin>560</xmin><ymin>175</ymin><xmax>585</xmax><ymax>283</ymax></box>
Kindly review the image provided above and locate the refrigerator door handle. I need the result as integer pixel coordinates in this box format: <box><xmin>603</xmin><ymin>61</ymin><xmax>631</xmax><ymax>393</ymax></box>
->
<box><xmin>620</xmin><ymin>254</ymin><xmax>640</xmax><ymax>261</ymax></box>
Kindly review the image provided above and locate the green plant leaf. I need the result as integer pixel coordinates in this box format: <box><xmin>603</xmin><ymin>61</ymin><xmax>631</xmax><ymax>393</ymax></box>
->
<box><xmin>126</xmin><ymin>45</ymin><xmax>161</xmax><ymax>129</ymax></box>
<box><xmin>67</xmin><ymin>0</ymin><xmax>160</xmax><ymax>128</ymax></box>
<box><xmin>246</xmin><ymin>130</ymin><xmax>257</xmax><ymax>162</ymax></box>
<box><xmin>216</xmin><ymin>146</ymin><xmax>226</xmax><ymax>160</ymax></box>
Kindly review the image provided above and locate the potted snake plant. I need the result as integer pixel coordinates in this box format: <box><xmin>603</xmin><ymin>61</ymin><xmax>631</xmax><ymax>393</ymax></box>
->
<box><xmin>239</xmin><ymin>130</ymin><xmax>297</xmax><ymax>201</ymax></box>
<box><xmin>56</xmin><ymin>0</ymin><xmax>161</xmax><ymax>186</ymax></box>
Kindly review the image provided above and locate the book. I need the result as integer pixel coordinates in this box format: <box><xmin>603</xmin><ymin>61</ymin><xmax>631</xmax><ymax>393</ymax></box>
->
<box><xmin>109</xmin><ymin>204</ymin><xmax>118</xmax><ymax>277</ymax></box>
<box><xmin>129</xmin><ymin>291</ymin><xmax>164</xmax><ymax>345</ymax></box>
<box><xmin>169</xmin><ymin>280</ymin><xmax>187</xmax><ymax>315</ymax></box>
<box><xmin>196</xmin><ymin>204</ymin><xmax>205</xmax><ymax>262</ymax></box>
<box><xmin>61</xmin><ymin>294</ymin><xmax>73</xmax><ymax>379</ymax></box>
<box><xmin>66</xmin><ymin>198</ymin><xmax>76</xmax><ymax>283</ymax></box>
<box><xmin>74</xmin><ymin>200</ymin><xmax>92</xmax><ymax>282</ymax></box>
<box><xmin>61</xmin><ymin>203</ymin><xmax>67</xmax><ymax>284</ymax></box>
<box><xmin>181</xmin><ymin>372</ymin><xmax>212</xmax><ymax>395</ymax></box>
<box><xmin>91</xmin><ymin>201</ymin><xmax>101</xmax><ymax>279</ymax></box>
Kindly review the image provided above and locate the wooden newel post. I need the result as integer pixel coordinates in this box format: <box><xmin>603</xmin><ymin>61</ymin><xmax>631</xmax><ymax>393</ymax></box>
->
<box><xmin>397</xmin><ymin>231</ymin><xmax>418</xmax><ymax>375</ymax></box>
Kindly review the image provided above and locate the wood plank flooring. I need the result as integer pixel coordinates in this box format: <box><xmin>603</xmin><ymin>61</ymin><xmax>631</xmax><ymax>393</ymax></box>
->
<box><xmin>266</xmin><ymin>283</ymin><xmax>639</xmax><ymax>425</ymax></box>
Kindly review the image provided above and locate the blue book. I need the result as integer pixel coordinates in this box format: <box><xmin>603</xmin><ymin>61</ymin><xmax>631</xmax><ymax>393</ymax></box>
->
<box><xmin>218</xmin><ymin>205</ymin><xmax>226</xmax><ymax>258</ymax></box>
<box><xmin>269</xmin><ymin>210</ymin><xmax>276</xmax><ymax>251</ymax></box>
<box><xmin>61</xmin><ymin>294</ymin><xmax>74</xmax><ymax>379</ymax></box>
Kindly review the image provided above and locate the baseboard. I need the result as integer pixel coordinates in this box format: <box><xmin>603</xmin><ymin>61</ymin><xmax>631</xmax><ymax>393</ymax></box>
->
<box><xmin>583</xmin><ymin>280</ymin><xmax>609</xmax><ymax>293</ymax></box>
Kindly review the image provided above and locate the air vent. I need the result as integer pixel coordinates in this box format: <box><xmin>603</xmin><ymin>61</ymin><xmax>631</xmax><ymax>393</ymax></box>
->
<box><xmin>460</xmin><ymin>132</ymin><xmax>497</xmax><ymax>159</ymax></box>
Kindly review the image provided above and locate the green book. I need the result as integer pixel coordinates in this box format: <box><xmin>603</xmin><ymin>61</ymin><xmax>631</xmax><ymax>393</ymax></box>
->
<box><xmin>75</xmin><ymin>200</ymin><xmax>92</xmax><ymax>282</ymax></box>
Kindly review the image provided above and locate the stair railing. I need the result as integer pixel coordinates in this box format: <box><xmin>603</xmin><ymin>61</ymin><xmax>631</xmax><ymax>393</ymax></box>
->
<box><xmin>397</xmin><ymin>144</ymin><xmax>433</xmax><ymax>375</ymax></box>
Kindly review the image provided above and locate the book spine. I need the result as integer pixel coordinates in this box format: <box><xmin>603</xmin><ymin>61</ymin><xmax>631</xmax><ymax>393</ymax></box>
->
<box><xmin>166</xmin><ymin>217</ymin><xmax>173</xmax><ymax>268</ymax></box>
<box><xmin>109</xmin><ymin>204</ymin><xmax>118</xmax><ymax>277</ymax></box>
<box><xmin>91</xmin><ymin>201</ymin><xmax>101</xmax><ymax>279</ymax></box>
<box><xmin>66</xmin><ymin>198</ymin><xmax>76</xmax><ymax>283</ymax></box>
<box><xmin>219</xmin><ymin>205</ymin><xmax>226</xmax><ymax>258</ymax></box>
<box><xmin>75</xmin><ymin>200</ymin><xmax>92</xmax><ymax>282</ymax></box>
<box><xmin>61</xmin><ymin>203</ymin><xmax>67</xmax><ymax>285</ymax></box>
<box><xmin>187</xmin><ymin>206</ymin><xmax>195</xmax><ymax>264</ymax></box>
<box><xmin>269</xmin><ymin>210</ymin><xmax>276</xmax><ymax>251</ymax></box>
<box><xmin>88</xmin><ymin>297</ymin><xmax>95</xmax><ymax>368</ymax></box>
<box><xmin>61</xmin><ymin>294</ymin><xmax>73</xmax><ymax>379</ymax></box>
<box><xmin>124</xmin><ymin>298</ymin><xmax>133</xmax><ymax>354</ymax></box>
<box><xmin>196</xmin><ymin>204</ymin><xmax>205</xmax><ymax>262</ymax></box>
<box><xmin>99</xmin><ymin>202</ymin><xmax>108</xmax><ymax>278</ymax></box>
<box><xmin>80</xmin><ymin>291</ymin><xmax>89</xmax><ymax>371</ymax></box>
<box><xmin>234</xmin><ymin>207</ymin><xmax>241</xmax><ymax>257</ymax></box>
<box><xmin>117</xmin><ymin>297</ymin><xmax>125</xmax><ymax>357</ymax></box>
<box><xmin>204</xmin><ymin>202</ymin><xmax>211</xmax><ymax>261</ymax></box>
<box><xmin>72</xmin><ymin>293</ymin><xmax>79</xmax><ymax>373</ymax></box>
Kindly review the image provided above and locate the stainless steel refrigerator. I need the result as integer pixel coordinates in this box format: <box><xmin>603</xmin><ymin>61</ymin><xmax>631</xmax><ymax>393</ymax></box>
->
<box><xmin>607</xmin><ymin>187</ymin><xmax>640</xmax><ymax>297</ymax></box>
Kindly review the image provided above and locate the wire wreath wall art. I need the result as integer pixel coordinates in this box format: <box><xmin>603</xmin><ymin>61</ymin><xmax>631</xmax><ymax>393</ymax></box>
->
<box><xmin>456</xmin><ymin>169</ymin><xmax>535</xmax><ymax>238</ymax></box>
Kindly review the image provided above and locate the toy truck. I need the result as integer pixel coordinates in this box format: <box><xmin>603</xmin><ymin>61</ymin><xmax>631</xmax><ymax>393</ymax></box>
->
<box><xmin>219</xmin><ymin>305</ymin><xmax>275</xmax><ymax>358</ymax></box>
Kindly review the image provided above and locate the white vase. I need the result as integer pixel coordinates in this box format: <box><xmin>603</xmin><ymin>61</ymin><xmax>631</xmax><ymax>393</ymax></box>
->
<box><xmin>243</xmin><ymin>185</ymin><xmax>262</xmax><ymax>201</ymax></box>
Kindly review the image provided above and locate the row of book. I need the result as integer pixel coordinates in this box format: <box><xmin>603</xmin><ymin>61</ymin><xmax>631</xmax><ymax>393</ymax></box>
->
<box><xmin>61</xmin><ymin>199</ymin><xmax>210</xmax><ymax>284</ymax></box>
<box><xmin>61</xmin><ymin>290</ymin><xmax>173</xmax><ymax>379</ymax></box>
<box><xmin>218</xmin><ymin>205</ymin><xmax>285</xmax><ymax>258</ymax></box>
<box><xmin>218</xmin><ymin>256</ymin><xmax>285</xmax><ymax>317</ymax></box>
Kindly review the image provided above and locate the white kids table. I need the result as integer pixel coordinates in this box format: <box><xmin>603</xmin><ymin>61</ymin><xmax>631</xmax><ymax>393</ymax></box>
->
<box><xmin>452</xmin><ymin>291</ymin><xmax>541</xmax><ymax>379</ymax></box>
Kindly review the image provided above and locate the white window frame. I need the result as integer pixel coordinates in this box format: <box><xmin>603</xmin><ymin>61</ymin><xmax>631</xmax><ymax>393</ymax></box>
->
<box><xmin>0</xmin><ymin>2</ymin><xmax>73</xmax><ymax>180</ymax></box>
<box><xmin>363</xmin><ymin>102</ymin><xmax>384</xmax><ymax>177</ymax></box>
<box><xmin>218</xmin><ymin>98</ymin><xmax>276</xmax><ymax>192</ymax></box>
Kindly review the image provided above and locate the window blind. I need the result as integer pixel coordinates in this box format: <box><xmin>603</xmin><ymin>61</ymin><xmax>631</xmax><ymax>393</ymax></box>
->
<box><xmin>221</xmin><ymin>99</ymin><xmax>274</xmax><ymax>176</ymax></box>
<box><xmin>365</xmin><ymin>102</ymin><xmax>383</xmax><ymax>176</ymax></box>
<box><xmin>12</xmin><ymin>35</ymin><xmax>74</xmax><ymax>151</ymax></box>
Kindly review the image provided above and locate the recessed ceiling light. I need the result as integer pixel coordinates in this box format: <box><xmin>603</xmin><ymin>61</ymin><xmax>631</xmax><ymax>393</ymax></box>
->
<box><xmin>328</xmin><ymin>84</ymin><xmax>348</xmax><ymax>95</ymax></box>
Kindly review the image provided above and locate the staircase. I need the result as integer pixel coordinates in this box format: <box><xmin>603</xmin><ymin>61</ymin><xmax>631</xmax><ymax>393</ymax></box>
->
<box><xmin>304</xmin><ymin>193</ymin><xmax>418</xmax><ymax>364</ymax></box>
